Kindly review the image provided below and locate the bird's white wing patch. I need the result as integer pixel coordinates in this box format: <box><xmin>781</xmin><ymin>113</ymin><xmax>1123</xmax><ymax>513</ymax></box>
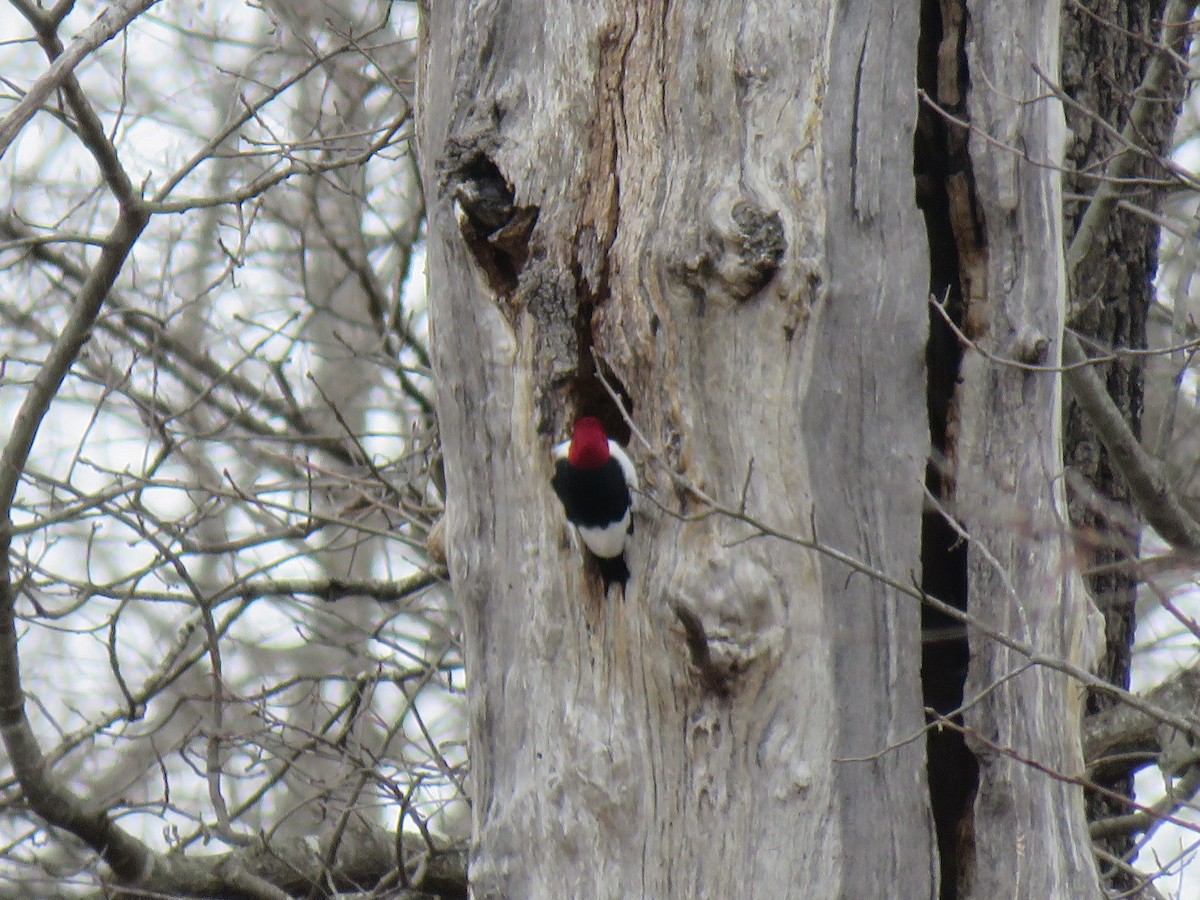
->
<box><xmin>608</xmin><ymin>440</ymin><xmax>638</xmax><ymax>490</ymax></box>
<box><xmin>553</xmin><ymin>438</ymin><xmax>571</xmax><ymax>462</ymax></box>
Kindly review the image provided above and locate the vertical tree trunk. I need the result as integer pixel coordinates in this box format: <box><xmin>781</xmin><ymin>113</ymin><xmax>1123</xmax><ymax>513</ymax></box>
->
<box><xmin>952</xmin><ymin>1</ymin><xmax>1102</xmax><ymax>896</ymax></box>
<box><xmin>1061</xmin><ymin>4</ymin><xmax>1186</xmax><ymax>879</ymax></box>
<box><xmin>419</xmin><ymin>1</ymin><xmax>1098</xmax><ymax>895</ymax></box>
<box><xmin>815</xmin><ymin>3</ymin><xmax>939</xmax><ymax>896</ymax></box>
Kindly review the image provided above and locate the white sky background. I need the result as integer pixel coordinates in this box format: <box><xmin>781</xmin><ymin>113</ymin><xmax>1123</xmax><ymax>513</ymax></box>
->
<box><xmin>1</xmin><ymin>1</ymin><xmax>1199</xmax><ymax>896</ymax></box>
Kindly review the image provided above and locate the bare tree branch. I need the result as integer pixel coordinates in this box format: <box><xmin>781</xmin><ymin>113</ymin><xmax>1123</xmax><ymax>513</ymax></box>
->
<box><xmin>1064</xmin><ymin>0</ymin><xmax>1198</xmax><ymax>322</ymax></box>
<box><xmin>1062</xmin><ymin>330</ymin><xmax>1200</xmax><ymax>550</ymax></box>
<box><xmin>0</xmin><ymin>0</ymin><xmax>163</xmax><ymax>162</ymax></box>
<box><xmin>0</xmin><ymin>193</ymin><xmax>151</xmax><ymax>882</ymax></box>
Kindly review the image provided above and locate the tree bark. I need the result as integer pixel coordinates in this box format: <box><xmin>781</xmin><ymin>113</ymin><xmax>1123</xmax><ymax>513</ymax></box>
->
<box><xmin>419</xmin><ymin>1</ymin><xmax>1100</xmax><ymax>896</ymax></box>
<box><xmin>816</xmin><ymin>3</ymin><xmax>938</xmax><ymax>897</ymax></box>
<box><xmin>1061</xmin><ymin>1</ymin><xmax>1188</xmax><ymax>876</ymax></box>
<box><xmin>952</xmin><ymin>1</ymin><xmax>1103</xmax><ymax>896</ymax></box>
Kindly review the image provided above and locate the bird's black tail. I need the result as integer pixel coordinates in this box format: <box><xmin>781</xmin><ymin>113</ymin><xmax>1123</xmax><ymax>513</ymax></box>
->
<box><xmin>595</xmin><ymin>553</ymin><xmax>630</xmax><ymax>590</ymax></box>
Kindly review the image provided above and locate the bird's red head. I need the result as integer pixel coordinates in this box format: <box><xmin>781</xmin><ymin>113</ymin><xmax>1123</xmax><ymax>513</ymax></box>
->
<box><xmin>568</xmin><ymin>416</ymin><xmax>610</xmax><ymax>469</ymax></box>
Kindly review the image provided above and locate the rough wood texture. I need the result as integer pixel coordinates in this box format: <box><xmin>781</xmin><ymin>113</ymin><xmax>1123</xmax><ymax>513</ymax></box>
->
<box><xmin>957</xmin><ymin>1</ymin><xmax>1103</xmax><ymax>897</ymax></box>
<box><xmin>413</xmin><ymin>0</ymin><xmax>1112</xmax><ymax>896</ymax></box>
<box><xmin>813</xmin><ymin>2</ymin><xmax>938</xmax><ymax>897</ymax></box>
<box><xmin>1061</xmin><ymin>0</ymin><xmax>1184</xmax><ymax>871</ymax></box>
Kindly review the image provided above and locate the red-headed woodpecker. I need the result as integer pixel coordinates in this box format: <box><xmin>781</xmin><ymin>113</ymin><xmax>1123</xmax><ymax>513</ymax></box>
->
<box><xmin>551</xmin><ymin>416</ymin><xmax>638</xmax><ymax>588</ymax></box>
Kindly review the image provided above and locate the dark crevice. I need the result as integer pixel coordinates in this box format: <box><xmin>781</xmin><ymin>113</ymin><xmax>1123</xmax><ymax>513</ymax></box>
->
<box><xmin>567</xmin><ymin>223</ymin><xmax>631</xmax><ymax>446</ymax></box>
<box><xmin>566</xmin><ymin>348</ymin><xmax>633</xmax><ymax>448</ymax></box>
<box><xmin>450</xmin><ymin>154</ymin><xmax>538</xmax><ymax>298</ymax></box>
<box><xmin>561</xmin><ymin>241</ymin><xmax>631</xmax><ymax>599</ymax></box>
<box><xmin>915</xmin><ymin>1</ymin><xmax>978</xmax><ymax>898</ymax></box>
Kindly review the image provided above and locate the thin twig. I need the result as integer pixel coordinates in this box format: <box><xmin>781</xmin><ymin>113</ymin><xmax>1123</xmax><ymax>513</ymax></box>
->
<box><xmin>0</xmin><ymin>0</ymin><xmax>164</xmax><ymax>161</ymax></box>
<box><xmin>591</xmin><ymin>356</ymin><xmax>1200</xmax><ymax>745</ymax></box>
<box><xmin>1062</xmin><ymin>331</ymin><xmax>1200</xmax><ymax>551</ymax></box>
<box><xmin>1065</xmin><ymin>0</ymin><xmax>1197</xmax><ymax>321</ymax></box>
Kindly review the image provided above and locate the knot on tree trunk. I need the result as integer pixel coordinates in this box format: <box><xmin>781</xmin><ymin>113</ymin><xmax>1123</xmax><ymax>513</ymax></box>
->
<box><xmin>668</xmin><ymin>549</ymin><xmax>785</xmax><ymax>695</ymax></box>
<box><xmin>671</xmin><ymin>194</ymin><xmax>787</xmax><ymax>305</ymax></box>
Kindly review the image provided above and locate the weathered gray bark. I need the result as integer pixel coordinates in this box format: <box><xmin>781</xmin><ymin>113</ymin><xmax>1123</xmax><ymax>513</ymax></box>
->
<box><xmin>956</xmin><ymin>1</ymin><xmax>1102</xmax><ymax>897</ymax></box>
<box><xmin>419</xmin><ymin>1</ymin><xmax>1097</xmax><ymax>897</ymax></box>
<box><xmin>816</xmin><ymin>4</ymin><xmax>939</xmax><ymax>897</ymax></box>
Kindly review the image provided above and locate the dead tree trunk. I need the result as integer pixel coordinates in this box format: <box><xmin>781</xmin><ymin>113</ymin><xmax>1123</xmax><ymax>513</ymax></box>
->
<box><xmin>418</xmin><ymin>1</ymin><xmax>1100</xmax><ymax>896</ymax></box>
<box><xmin>952</xmin><ymin>2</ymin><xmax>1101</xmax><ymax>894</ymax></box>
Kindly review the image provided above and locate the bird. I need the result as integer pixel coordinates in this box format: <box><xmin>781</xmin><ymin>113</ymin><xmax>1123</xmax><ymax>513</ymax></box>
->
<box><xmin>551</xmin><ymin>416</ymin><xmax>637</xmax><ymax>588</ymax></box>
